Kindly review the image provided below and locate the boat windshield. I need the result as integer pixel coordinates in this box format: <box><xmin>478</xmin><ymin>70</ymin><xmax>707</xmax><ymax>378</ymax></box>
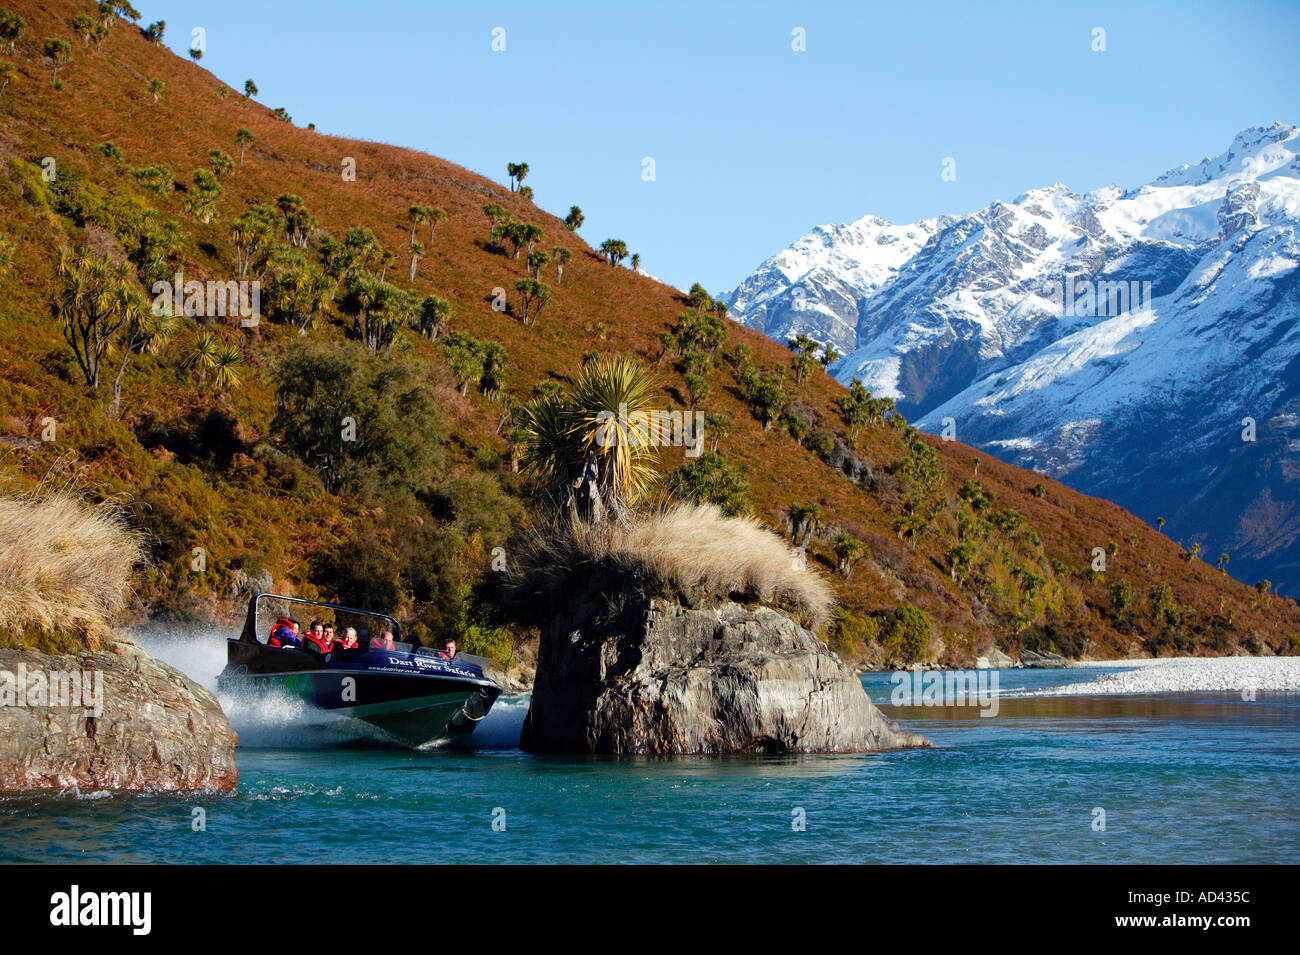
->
<box><xmin>251</xmin><ymin>595</ymin><xmax>400</xmax><ymax>649</ymax></box>
<box><xmin>367</xmin><ymin>638</ymin><xmax>412</xmax><ymax>653</ymax></box>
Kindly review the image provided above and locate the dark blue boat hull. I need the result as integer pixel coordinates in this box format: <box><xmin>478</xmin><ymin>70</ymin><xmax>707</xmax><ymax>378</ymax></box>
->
<box><xmin>218</xmin><ymin>640</ymin><xmax>501</xmax><ymax>746</ymax></box>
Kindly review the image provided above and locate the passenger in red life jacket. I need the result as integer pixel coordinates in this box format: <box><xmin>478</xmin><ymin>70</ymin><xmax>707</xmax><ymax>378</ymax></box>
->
<box><xmin>322</xmin><ymin>624</ymin><xmax>336</xmax><ymax>649</ymax></box>
<box><xmin>371</xmin><ymin>631</ymin><xmax>396</xmax><ymax>651</ymax></box>
<box><xmin>267</xmin><ymin>617</ymin><xmax>301</xmax><ymax>649</ymax></box>
<box><xmin>336</xmin><ymin>627</ymin><xmax>359</xmax><ymax>650</ymax></box>
<box><xmin>303</xmin><ymin>619</ymin><xmax>331</xmax><ymax>655</ymax></box>
<box><xmin>436</xmin><ymin>639</ymin><xmax>457</xmax><ymax>660</ymax></box>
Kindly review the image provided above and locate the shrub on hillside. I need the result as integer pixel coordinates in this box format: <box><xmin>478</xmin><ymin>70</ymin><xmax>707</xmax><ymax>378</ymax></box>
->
<box><xmin>129</xmin><ymin>485</ymin><xmax>193</xmax><ymax>566</ymax></box>
<box><xmin>314</xmin><ymin>477</ymin><xmax>517</xmax><ymax>639</ymax></box>
<box><xmin>1019</xmin><ymin>612</ymin><xmax>1089</xmax><ymax>659</ymax></box>
<box><xmin>664</xmin><ymin>451</ymin><xmax>752</xmax><ymax>516</ymax></box>
<box><xmin>883</xmin><ymin>605</ymin><xmax>932</xmax><ymax>663</ymax></box>
<box><xmin>452</xmin><ymin>583</ymin><xmax>514</xmax><ymax>669</ymax></box>
<box><xmin>312</xmin><ymin>517</ymin><xmax>408</xmax><ymax>618</ymax></box>
<box><xmin>826</xmin><ymin>605</ymin><xmax>880</xmax><ymax>659</ymax></box>
<box><xmin>272</xmin><ymin>343</ymin><xmax>447</xmax><ymax>499</ymax></box>
<box><xmin>251</xmin><ymin>443</ymin><xmax>325</xmax><ymax>501</ymax></box>
<box><xmin>427</xmin><ymin>472</ymin><xmax>521</xmax><ymax>543</ymax></box>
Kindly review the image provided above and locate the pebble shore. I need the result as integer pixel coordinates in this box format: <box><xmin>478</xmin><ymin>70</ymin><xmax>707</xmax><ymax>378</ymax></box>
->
<box><xmin>1032</xmin><ymin>656</ymin><xmax>1300</xmax><ymax>696</ymax></box>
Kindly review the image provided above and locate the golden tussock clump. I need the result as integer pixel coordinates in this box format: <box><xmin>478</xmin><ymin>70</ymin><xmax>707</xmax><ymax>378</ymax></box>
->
<box><xmin>0</xmin><ymin>490</ymin><xmax>144</xmax><ymax>653</ymax></box>
<box><xmin>512</xmin><ymin>503</ymin><xmax>835</xmax><ymax>629</ymax></box>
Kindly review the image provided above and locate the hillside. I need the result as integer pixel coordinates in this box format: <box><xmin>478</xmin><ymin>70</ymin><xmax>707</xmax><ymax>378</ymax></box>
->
<box><xmin>723</xmin><ymin>124</ymin><xmax>1300</xmax><ymax>598</ymax></box>
<box><xmin>2</xmin><ymin>0</ymin><xmax>1297</xmax><ymax>668</ymax></box>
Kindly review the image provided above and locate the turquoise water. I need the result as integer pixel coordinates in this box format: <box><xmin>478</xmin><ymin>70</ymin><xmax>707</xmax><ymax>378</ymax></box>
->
<box><xmin>2</xmin><ymin>659</ymin><xmax>1298</xmax><ymax>864</ymax></box>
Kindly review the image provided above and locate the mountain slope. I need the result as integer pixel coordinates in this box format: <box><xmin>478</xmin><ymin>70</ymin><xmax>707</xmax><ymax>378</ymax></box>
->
<box><xmin>1</xmin><ymin>0</ymin><xmax>1295</xmax><ymax>665</ymax></box>
<box><xmin>725</xmin><ymin>123</ymin><xmax>1300</xmax><ymax>596</ymax></box>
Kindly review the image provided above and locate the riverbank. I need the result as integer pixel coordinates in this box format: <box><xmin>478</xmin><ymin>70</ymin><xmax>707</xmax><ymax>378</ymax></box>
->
<box><xmin>1016</xmin><ymin>655</ymin><xmax>1300</xmax><ymax>696</ymax></box>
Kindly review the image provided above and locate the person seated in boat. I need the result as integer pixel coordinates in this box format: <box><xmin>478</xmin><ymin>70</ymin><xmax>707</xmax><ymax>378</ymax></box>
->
<box><xmin>267</xmin><ymin>617</ymin><xmax>300</xmax><ymax>649</ymax></box>
<box><xmin>371</xmin><ymin>631</ymin><xmax>396</xmax><ymax>651</ymax></box>
<box><xmin>335</xmin><ymin>627</ymin><xmax>359</xmax><ymax>651</ymax></box>
<box><xmin>303</xmin><ymin>620</ymin><xmax>331</xmax><ymax>655</ymax></box>
<box><xmin>437</xmin><ymin>638</ymin><xmax>457</xmax><ymax>660</ymax></box>
<box><xmin>322</xmin><ymin>623</ymin><xmax>336</xmax><ymax>648</ymax></box>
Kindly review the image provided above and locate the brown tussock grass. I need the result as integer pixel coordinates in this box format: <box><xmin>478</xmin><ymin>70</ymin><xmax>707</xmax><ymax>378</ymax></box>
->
<box><xmin>511</xmin><ymin>503</ymin><xmax>835</xmax><ymax>629</ymax></box>
<box><xmin>0</xmin><ymin>490</ymin><xmax>143</xmax><ymax>651</ymax></box>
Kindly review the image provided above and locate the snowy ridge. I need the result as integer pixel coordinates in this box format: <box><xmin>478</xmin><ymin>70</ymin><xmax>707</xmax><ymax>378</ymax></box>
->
<box><xmin>724</xmin><ymin>123</ymin><xmax>1300</xmax><ymax>592</ymax></box>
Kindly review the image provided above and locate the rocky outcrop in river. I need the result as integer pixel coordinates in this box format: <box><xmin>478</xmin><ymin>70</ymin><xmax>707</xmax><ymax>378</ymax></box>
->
<box><xmin>522</xmin><ymin>594</ymin><xmax>929</xmax><ymax>755</ymax></box>
<box><xmin>0</xmin><ymin>639</ymin><xmax>238</xmax><ymax>792</ymax></box>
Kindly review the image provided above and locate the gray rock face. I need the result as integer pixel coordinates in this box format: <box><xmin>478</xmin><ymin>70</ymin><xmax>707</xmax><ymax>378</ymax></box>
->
<box><xmin>523</xmin><ymin>596</ymin><xmax>928</xmax><ymax>755</ymax></box>
<box><xmin>1018</xmin><ymin>648</ymin><xmax>1069</xmax><ymax>668</ymax></box>
<box><xmin>977</xmin><ymin>647</ymin><xmax>1016</xmax><ymax>669</ymax></box>
<box><xmin>223</xmin><ymin>566</ymin><xmax>274</xmax><ymax>602</ymax></box>
<box><xmin>0</xmin><ymin>640</ymin><xmax>238</xmax><ymax>792</ymax></box>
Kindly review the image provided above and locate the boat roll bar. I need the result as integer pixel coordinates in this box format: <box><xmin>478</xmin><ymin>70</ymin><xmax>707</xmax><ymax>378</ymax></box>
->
<box><xmin>239</xmin><ymin>592</ymin><xmax>403</xmax><ymax>644</ymax></box>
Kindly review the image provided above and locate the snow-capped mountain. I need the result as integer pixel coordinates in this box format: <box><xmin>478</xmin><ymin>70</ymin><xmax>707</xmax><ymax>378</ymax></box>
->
<box><xmin>724</xmin><ymin>123</ymin><xmax>1300</xmax><ymax>593</ymax></box>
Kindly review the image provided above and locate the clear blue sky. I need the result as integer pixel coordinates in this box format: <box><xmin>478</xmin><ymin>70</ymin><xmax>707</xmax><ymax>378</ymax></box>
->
<box><xmin>146</xmin><ymin>0</ymin><xmax>1300</xmax><ymax>292</ymax></box>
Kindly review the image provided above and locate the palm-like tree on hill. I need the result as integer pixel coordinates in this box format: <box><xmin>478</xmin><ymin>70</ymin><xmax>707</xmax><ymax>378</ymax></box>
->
<box><xmin>408</xmin><ymin>240</ymin><xmax>423</xmax><ymax>281</ymax></box>
<box><xmin>110</xmin><ymin>299</ymin><xmax>176</xmax><ymax>416</ymax></box>
<box><xmin>417</xmin><ymin>295</ymin><xmax>450</xmax><ymax>341</ymax></box>
<box><xmin>518</xmin><ymin>356</ymin><xmax>661</xmax><ymax>524</ymax></box>
<box><xmin>0</xmin><ymin>10</ymin><xmax>25</xmax><ymax>54</ymax></box>
<box><xmin>831</xmin><ymin>534</ymin><xmax>867</xmax><ymax>579</ymax></box>
<box><xmin>787</xmin><ymin>502</ymin><xmax>823</xmax><ymax>546</ymax></box>
<box><xmin>425</xmin><ymin>207</ymin><xmax>446</xmax><ymax>245</ymax></box>
<box><xmin>72</xmin><ymin>14</ymin><xmax>95</xmax><ymax>47</ymax></box>
<box><xmin>507</xmin><ymin>161</ymin><xmax>529</xmax><ymax>192</ymax></box>
<box><xmin>0</xmin><ymin>59</ymin><xmax>17</xmax><ymax>99</ymax></box>
<box><xmin>179</xmin><ymin>332</ymin><xmax>220</xmax><ymax>387</ymax></box>
<box><xmin>407</xmin><ymin>206</ymin><xmax>428</xmax><ymax>247</ymax></box>
<box><xmin>53</xmin><ymin>250</ymin><xmax>143</xmax><ymax>396</ymax></box>
<box><xmin>208</xmin><ymin>149</ymin><xmax>234</xmax><ymax>180</ymax></box>
<box><xmin>235</xmin><ymin>128</ymin><xmax>253</xmax><ymax>164</ymax></box>
<box><xmin>211</xmin><ymin>343</ymin><xmax>244</xmax><ymax>393</ymax></box>
<box><xmin>552</xmin><ymin>247</ymin><xmax>571</xmax><ymax>285</ymax></box>
<box><xmin>43</xmin><ymin>38</ymin><xmax>70</xmax><ymax>84</ymax></box>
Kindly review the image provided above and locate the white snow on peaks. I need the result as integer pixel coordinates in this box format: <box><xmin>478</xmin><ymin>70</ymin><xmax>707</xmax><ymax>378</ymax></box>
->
<box><xmin>723</xmin><ymin>123</ymin><xmax>1300</xmax><ymax>427</ymax></box>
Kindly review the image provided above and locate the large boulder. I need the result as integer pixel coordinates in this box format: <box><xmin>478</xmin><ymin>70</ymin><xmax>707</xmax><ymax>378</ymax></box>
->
<box><xmin>1019</xmin><ymin>648</ymin><xmax>1070</xmax><ymax>668</ymax></box>
<box><xmin>522</xmin><ymin>595</ymin><xmax>929</xmax><ymax>755</ymax></box>
<box><xmin>977</xmin><ymin>646</ymin><xmax>1016</xmax><ymax>669</ymax></box>
<box><xmin>0</xmin><ymin>640</ymin><xmax>238</xmax><ymax>792</ymax></box>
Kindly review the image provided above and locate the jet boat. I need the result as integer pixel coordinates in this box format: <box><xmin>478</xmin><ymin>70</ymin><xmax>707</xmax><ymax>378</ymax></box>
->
<box><xmin>217</xmin><ymin>593</ymin><xmax>501</xmax><ymax>746</ymax></box>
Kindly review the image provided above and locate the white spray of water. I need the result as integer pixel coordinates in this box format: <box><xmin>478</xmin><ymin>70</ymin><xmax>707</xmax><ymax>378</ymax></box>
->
<box><xmin>130</xmin><ymin>624</ymin><xmax>380</xmax><ymax>748</ymax></box>
<box><xmin>131</xmin><ymin>623</ymin><xmax>228</xmax><ymax>694</ymax></box>
<box><xmin>130</xmin><ymin>623</ymin><xmax>527</xmax><ymax>749</ymax></box>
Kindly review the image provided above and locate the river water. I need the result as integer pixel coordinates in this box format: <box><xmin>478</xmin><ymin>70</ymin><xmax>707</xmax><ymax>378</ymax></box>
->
<box><xmin>2</xmin><ymin>634</ymin><xmax>1297</xmax><ymax>864</ymax></box>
